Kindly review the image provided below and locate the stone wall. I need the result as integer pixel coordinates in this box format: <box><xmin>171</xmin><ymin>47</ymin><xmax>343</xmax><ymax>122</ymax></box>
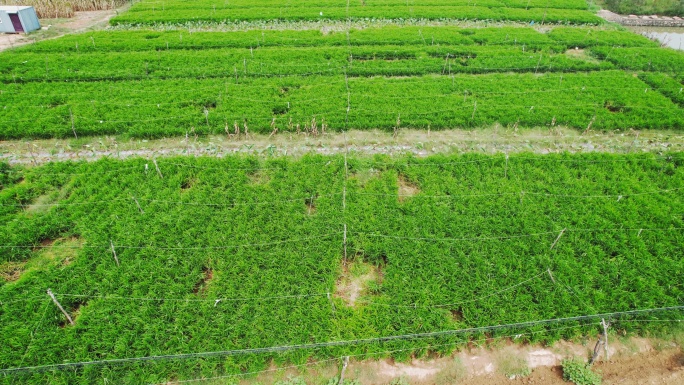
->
<box><xmin>598</xmin><ymin>10</ymin><xmax>684</xmax><ymax>27</ymax></box>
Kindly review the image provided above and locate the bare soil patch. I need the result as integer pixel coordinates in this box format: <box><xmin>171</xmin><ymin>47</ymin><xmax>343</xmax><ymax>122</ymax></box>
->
<box><xmin>58</xmin><ymin>298</ymin><xmax>86</xmax><ymax>327</ymax></box>
<box><xmin>59</xmin><ymin>10</ymin><xmax>116</xmax><ymax>30</ymax></box>
<box><xmin>397</xmin><ymin>174</ymin><xmax>420</xmax><ymax>203</ymax></box>
<box><xmin>38</xmin><ymin>236</ymin><xmax>82</xmax><ymax>267</ymax></box>
<box><xmin>335</xmin><ymin>259</ymin><xmax>382</xmax><ymax>307</ymax></box>
<box><xmin>350</xmin><ymin>168</ymin><xmax>381</xmax><ymax>189</ymax></box>
<box><xmin>193</xmin><ymin>266</ymin><xmax>213</xmax><ymax>295</ymax></box>
<box><xmin>180</xmin><ymin>177</ymin><xmax>197</xmax><ymax>192</ymax></box>
<box><xmin>247</xmin><ymin>170</ymin><xmax>270</xmax><ymax>185</ymax></box>
<box><xmin>565</xmin><ymin>48</ymin><xmax>601</xmax><ymax>63</ymax></box>
<box><xmin>24</xmin><ymin>192</ymin><xmax>55</xmax><ymax>214</ymax></box>
<box><xmin>2</xmin><ymin>236</ymin><xmax>81</xmax><ymax>283</ymax></box>
<box><xmin>0</xmin><ymin>261</ymin><xmax>25</xmax><ymax>282</ymax></box>
<box><xmin>304</xmin><ymin>195</ymin><xmax>317</xmax><ymax>215</ymax></box>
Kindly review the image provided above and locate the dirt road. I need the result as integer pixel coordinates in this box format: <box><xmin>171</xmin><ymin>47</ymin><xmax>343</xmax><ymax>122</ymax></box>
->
<box><xmin>0</xmin><ymin>9</ymin><xmax>116</xmax><ymax>52</ymax></box>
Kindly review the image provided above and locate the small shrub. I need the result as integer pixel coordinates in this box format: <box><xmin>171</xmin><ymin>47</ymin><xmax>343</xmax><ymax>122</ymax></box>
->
<box><xmin>561</xmin><ymin>358</ymin><xmax>602</xmax><ymax>385</ymax></box>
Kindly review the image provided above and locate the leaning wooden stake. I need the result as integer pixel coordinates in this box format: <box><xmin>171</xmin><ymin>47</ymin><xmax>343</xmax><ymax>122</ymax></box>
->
<box><xmin>153</xmin><ymin>159</ymin><xmax>163</xmax><ymax>179</ymax></box>
<box><xmin>546</xmin><ymin>268</ymin><xmax>556</xmax><ymax>284</ymax></box>
<box><xmin>589</xmin><ymin>336</ymin><xmax>602</xmax><ymax>365</ymax></box>
<box><xmin>601</xmin><ymin>319</ymin><xmax>610</xmax><ymax>361</ymax></box>
<box><xmin>338</xmin><ymin>356</ymin><xmax>350</xmax><ymax>385</ymax></box>
<box><xmin>110</xmin><ymin>240</ymin><xmax>120</xmax><ymax>267</ymax></box>
<box><xmin>69</xmin><ymin>108</ymin><xmax>77</xmax><ymax>139</ymax></box>
<box><xmin>327</xmin><ymin>292</ymin><xmax>336</xmax><ymax>316</ymax></box>
<box><xmin>343</xmin><ymin>224</ymin><xmax>348</xmax><ymax>263</ymax></box>
<box><xmin>504</xmin><ymin>153</ymin><xmax>509</xmax><ymax>178</ymax></box>
<box><xmin>550</xmin><ymin>228</ymin><xmax>566</xmax><ymax>250</ymax></box>
<box><xmin>130</xmin><ymin>195</ymin><xmax>144</xmax><ymax>214</ymax></box>
<box><xmin>47</xmin><ymin>289</ymin><xmax>74</xmax><ymax>326</ymax></box>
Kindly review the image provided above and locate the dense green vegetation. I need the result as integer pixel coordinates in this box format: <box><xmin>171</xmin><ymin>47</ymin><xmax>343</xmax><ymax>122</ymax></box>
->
<box><xmin>4</xmin><ymin>26</ymin><xmax>663</xmax><ymax>83</ymax></box>
<box><xmin>600</xmin><ymin>0</ymin><xmax>683</xmax><ymax>17</ymax></box>
<box><xmin>111</xmin><ymin>0</ymin><xmax>601</xmax><ymax>25</ymax></box>
<box><xmin>1</xmin><ymin>27</ymin><xmax>682</xmax><ymax>139</ymax></box>
<box><xmin>3</xmin><ymin>1</ymin><xmax>683</xmax><ymax>384</ymax></box>
<box><xmin>1</xmin><ymin>71</ymin><xmax>681</xmax><ymax>138</ymax></box>
<box><xmin>0</xmin><ymin>153</ymin><xmax>682</xmax><ymax>384</ymax></box>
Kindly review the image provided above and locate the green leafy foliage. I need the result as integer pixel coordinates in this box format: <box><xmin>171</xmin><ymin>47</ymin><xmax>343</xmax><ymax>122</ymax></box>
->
<box><xmin>2</xmin><ymin>27</ymin><xmax>679</xmax><ymax>139</ymax></box>
<box><xmin>562</xmin><ymin>358</ymin><xmax>602</xmax><ymax>385</ymax></box>
<box><xmin>110</xmin><ymin>0</ymin><xmax>600</xmax><ymax>25</ymax></box>
<box><xmin>5</xmin><ymin>25</ymin><xmax>655</xmax><ymax>83</ymax></box>
<box><xmin>639</xmin><ymin>72</ymin><xmax>684</xmax><ymax>107</ymax></box>
<box><xmin>0</xmin><ymin>71</ymin><xmax>681</xmax><ymax>138</ymax></box>
<box><xmin>0</xmin><ymin>153</ymin><xmax>682</xmax><ymax>384</ymax></box>
<box><xmin>600</xmin><ymin>0</ymin><xmax>683</xmax><ymax>17</ymax></box>
<box><xmin>590</xmin><ymin>46</ymin><xmax>684</xmax><ymax>74</ymax></box>
<box><xmin>0</xmin><ymin>162</ymin><xmax>21</xmax><ymax>190</ymax></box>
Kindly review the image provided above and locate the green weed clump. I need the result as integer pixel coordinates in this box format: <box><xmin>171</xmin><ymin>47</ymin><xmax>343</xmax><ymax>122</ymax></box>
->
<box><xmin>562</xmin><ymin>358</ymin><xmax>602</xmax><ymax>385</ymax></box>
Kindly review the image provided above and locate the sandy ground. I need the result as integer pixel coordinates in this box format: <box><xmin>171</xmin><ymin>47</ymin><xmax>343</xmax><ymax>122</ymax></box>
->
<box><xmin>1</xmin><ymin>127</ymin><xmax>682</xmax><ymax>165</ymax></box>
<box><xmin>0</xmin><ymin>9</ymin><xmax>117</xmax><ymax>52</ymax></box>
<box><xmin>231</xmin><ymin>336</ymin><xmax>683</xmax><ymax>385</ymax></box>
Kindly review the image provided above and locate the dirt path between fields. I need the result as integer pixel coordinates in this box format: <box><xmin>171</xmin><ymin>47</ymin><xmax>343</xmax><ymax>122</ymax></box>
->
<box><xmin>236</xmin><ymin>336</ymin><xmax>683</xmax><ymax>385</ymax></box>
<box><xmin>2</xmin><ymin>128</ymin><xmax>682</xmax><ymax>165</ymax></box>
<box><xmin>0</xmin><ymin>9</ymin><xmax>118</xmax><ymax>52</ymax></box>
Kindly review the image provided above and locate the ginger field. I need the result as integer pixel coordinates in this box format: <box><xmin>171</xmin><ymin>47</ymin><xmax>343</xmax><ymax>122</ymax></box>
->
<box><xmin>1</xmin><ymin>27</ymin><xmax>683</xmax><ymax>139</ymax></box>
<box><xmin>2</xmin><ymin>1</ymin><xmax>684</xmax><ymax>384</ymax></box>
<box><xmin>1</xmin><ymin>153</ymin><xmax>683</xmax><ymax>384</ymax></box>
<box><xmin>112</xmin><ymin>0</ymin><xmax>601</xmax><ymax>25</ymax></box>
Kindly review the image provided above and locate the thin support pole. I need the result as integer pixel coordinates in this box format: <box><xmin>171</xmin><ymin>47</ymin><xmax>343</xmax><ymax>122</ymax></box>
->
<box><xmin>550</xmin><ymin>228</ymin><xmax>566</xmax><ymax>250</ymax></box>
<box><xmin>547</xmin><ymin>268</ymin><xmax>556</xmax><ymax>284</ymax></box>
<box><xmin>343</xmin><ymin>224</ymin><xmax>348</xmax><ymax>263</ymax></box>
<box><xmin>47</xmin><ymin>289</ymin><xmax>74</xmax><ymax>326</ymax></box>
<box><xmin>110</xmin><ymin>240</ymin><xmax>120</xmax><ymax>267</ymax></box>
<box><xmin>153</xmin><ymin>159</ymin><xmax>163</xmax><ymax>179</ymax></box>
<box><xmin>131</xmin><ymin>195</ymin><xmax>144</xmax><ymax>214</ymax></box>
<box><xmin>70</xmin><ymin>108</ymin><xmax>77</xmax><ymax>139</ymax></box>
<box><xmin>338</xmin><ymin>356</ymin><xmax>350</xmax><ymax>385</ymax></box>
<box><xmin>504</xmin><ymin>153</ymin><xmax>509</xmax><ymax>178</ymax></box>
<box><xmin>601</xmin><ymin>319</ymin><xmax>610</xmax><ymax>360</ymax></box>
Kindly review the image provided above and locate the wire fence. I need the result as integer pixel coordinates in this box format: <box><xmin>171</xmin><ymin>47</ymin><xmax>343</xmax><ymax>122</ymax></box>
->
<box><xmin>1</xmin><ymin>305</ymin><xmax>682</xmax><ymax>375</ymax></box>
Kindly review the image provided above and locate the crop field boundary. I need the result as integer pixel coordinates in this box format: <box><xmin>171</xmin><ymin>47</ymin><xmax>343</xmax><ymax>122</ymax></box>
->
<box><xmin>145</xmin><ymin>319</ymin><xmax>683</xmax><ymax>384</ymax></box>
<box><xmin>1</xmin><ymin>152</ymin><xmax>682</xmax><ymax>383</ymax></box>
<box><xmin>1</xmin><ymin>227</ymin><xmax>683</xmax><ymax>252</ymax></box>
<box><xmin>110</xmin><ymin>0</ymin><xmax>604</xmax><ymax>26</ymax></box>
<box><xmin>1</xmin><ymin>305</ymin><xmax>682</xmax><ymax>375</ymax></box>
